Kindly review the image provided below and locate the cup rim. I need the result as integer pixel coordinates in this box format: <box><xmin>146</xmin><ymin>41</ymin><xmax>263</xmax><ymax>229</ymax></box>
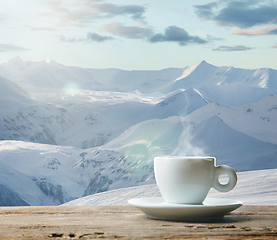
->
<box><xmin>154</xmin><ymin>156</ymin><xmax>215</xmax><ymax>161</ymax></box>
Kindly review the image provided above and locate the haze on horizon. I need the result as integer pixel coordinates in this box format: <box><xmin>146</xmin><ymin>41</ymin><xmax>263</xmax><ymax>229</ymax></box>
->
<box><xmin>0</xmin><ymin>0</ymin><xmax>277</xmax><ymax>70</ymax></box>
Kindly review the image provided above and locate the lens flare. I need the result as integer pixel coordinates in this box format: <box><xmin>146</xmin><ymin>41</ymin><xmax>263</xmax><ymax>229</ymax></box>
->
<box><xmin>65</xmin><ymin>82</ymin><xmax>80</xmax><ymax>96</ymax></box>
<box><xmin>45</xmin><ymin>58</ymin><xmax>51</xmax><ymax>63</ymax></box>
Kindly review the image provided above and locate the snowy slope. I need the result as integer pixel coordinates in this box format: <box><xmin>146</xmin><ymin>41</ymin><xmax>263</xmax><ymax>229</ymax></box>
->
<box><xmin>0</xmin><ymin>100</ymin><xmax>71</xmax><ymax>145</ymax></box>
<box><xmin>197</xmin><ymin>83</ymin><xmax>277</xmax><ymax>107</ymax></box>
<box><xmin>63</xmin><ymin>168</ymin><xmax>277</xmax><ymax>206</ymax></box>
<box><xmin>56</xmin><ymin>91</ymin><xmax>157</xmax><ymax>149</ymax></box>
<box><xmin>189</xmin><ymin>116</ymin><xmax>277</xmax><ymax>170</ymax></box>
<box><xmin>184</xmin><ymin>95</ymin><xmax>277</xmax><ymax>145</ymax></box>
<box><xmin>140</xmin><ymin>88</ymin><xmax>208</xmax><ymax>120</ymax></box>
<box><xmin>0</xmin><ymin>76</ymin><xmax>34</xmax><ymax>113</ymax></box>
<box><xmin>0</xmin><ymin>76</ymin><xmax>160</xmax><ymax>148</ymax></box>
<box><xmin>171</xmin><ymin>61</ymin><xmax>277</xmax><ymax>91</ymax></box>
<box><xmin>0</xmin><ymin>141</ymin><xmax>85</xmax><ymax>205</ymax></box>
<box><xmin>0</xmin><ymin>76</ymin><xmax>73</xmax><ymax>145</ymax></box>
<box><xmin>0</xmin><ymin>161</ymin><xmax>53</xmax><ymax>206</ymax></box>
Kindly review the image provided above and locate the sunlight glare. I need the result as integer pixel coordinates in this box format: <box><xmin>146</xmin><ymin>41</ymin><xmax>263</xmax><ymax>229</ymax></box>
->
<box><xmin>65</xmin><ymin>82</ymin><xmax>80</xmax><ymax>96</ymax></box>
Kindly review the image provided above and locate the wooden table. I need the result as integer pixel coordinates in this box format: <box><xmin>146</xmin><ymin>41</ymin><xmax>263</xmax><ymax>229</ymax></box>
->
<box><xmin>0</xmin><ymin>205</ymin><xmax>276</xmax><ymax>239</ymax></box>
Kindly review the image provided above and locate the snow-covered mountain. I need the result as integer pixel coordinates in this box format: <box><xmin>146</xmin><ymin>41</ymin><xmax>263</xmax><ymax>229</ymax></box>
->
<box><xmin>0</xmin><ymin>57</ymin><xmax>276</xmax><ymax>206</ymax></box>
<box><xmin>0</xmin><ymin>141</ymin><xmax>84</xmax><ymax>205</ymax></box>
<box><xmin>0</xmin><ymin>57</ymin><xmax>106</xmax><ymax>92</ymax></box>
<box><xmin>0</xmin><ymin>75</ymin><xmax>158</xmax><ymax>148</ymax></box>
<box><xmin>1</xmin><ymin>57</ymin><xmax>277</xmax><ymax>94</ymax></box>
<box><xmin>171</xmin><ymin>60</ymin><xmax>277</xmax><ymax>91</ymax></box>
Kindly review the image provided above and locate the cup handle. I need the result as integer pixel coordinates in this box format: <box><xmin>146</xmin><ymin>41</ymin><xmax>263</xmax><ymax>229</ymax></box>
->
<box><xmin>212</xmin><ymin>165</ymin><xmax>237</xmax><ymax>192</ymax></box>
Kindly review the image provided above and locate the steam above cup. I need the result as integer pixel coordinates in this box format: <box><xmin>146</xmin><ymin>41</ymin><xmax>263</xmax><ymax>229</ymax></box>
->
<box><xmin>154</xmin><ymin>156</ymin><xmax>237</xmax><ymax>205</ymax></box>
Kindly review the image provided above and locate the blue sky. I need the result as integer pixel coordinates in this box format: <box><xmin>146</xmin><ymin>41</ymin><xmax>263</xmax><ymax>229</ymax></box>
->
<box><xmin>1</xmin><ymin>0</ymin><xmax>277</xmax><ymax>70</ymax></box>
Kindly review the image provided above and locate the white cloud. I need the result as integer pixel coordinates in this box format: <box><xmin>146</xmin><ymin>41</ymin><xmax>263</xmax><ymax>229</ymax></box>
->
<box><xmin>100</xmin><ymin>22</ymin><xmax>153</xmax><ymax>39</ymax></box>
<box><xmin>40</xmin><ymin>0</ymin><xmax>147</xmax><ymax>28</ymax></box>
<box><xmin>195</xmin><ymin>0</ymin><xmax>277</xmax><ymax>29</ymax></box>
<box><xmin>232</xmin><ymin>24</ymin><xmax>277</xmax><ymax>35</ymax></box>
<box><xmin>60</xmin><ymin>32</ymin><xmax>114</xmax><ymax>42</ymax></box>
<box><xmin>0</xmin><ymin>44</ymin><xmax>29</xmax><ymax>52</ymax></box>
<box><xmin>149</xmin><ymin>26</ymin><xmax>207</xmax><ymax>46</ymax></box>
<box><xmin>213</xmin><ymin>45</ymin><xmax>254</xmax><ymax>51</ymax></box>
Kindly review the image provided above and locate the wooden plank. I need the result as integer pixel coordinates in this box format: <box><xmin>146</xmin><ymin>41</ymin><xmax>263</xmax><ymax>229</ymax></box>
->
<box><xmin>0</xmin><ymin>205</ymin><xmax>276</xmax><ymax>239</ymax></box>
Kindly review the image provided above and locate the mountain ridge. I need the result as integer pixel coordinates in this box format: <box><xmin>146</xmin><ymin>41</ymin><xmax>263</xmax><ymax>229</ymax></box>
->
<box><xmin>1</xmin><ymin>57</ymin><xmax>277</xmax><ymax>93</ymax></box>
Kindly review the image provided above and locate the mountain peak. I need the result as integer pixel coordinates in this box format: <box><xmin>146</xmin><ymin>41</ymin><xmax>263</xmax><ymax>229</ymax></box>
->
<box><xmin>197</xmin><ymin>60</ymin><xmax>207</xmax><ymax>65</ymax></box>
<box><xmin>175</xmin><ymin>60</ymin><xmax>214</xmax><ymax>81</ymax></box>
<box><xmin>7</xmin><ymin>56</ymin><xmax>25</xmax><ymax>65</ymax></box>
<box><xmin>194</xmin><ymin>60</ymin><xmax>215</xmax><ymax>69</ymax></box>
<box><xmin>0</xmin><ymin>56</ymin><xmax>26</xmax><ymax>69</ymax></box>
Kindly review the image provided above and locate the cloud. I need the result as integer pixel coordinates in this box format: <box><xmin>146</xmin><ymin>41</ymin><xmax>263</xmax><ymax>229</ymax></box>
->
<box><xmin>0</xmin><ymin>44</ymin><xmax>29</xmax><ymax>52</ymax></box>
<box><xmin>32</xmin><ymin>27</ymin><xmax>57</xmax><ymax>31</ymax></box>
<box><xmin>61</xmin><ymin>24</ymin><xmax>209</xmax><ymax>45</ymax></box>
<box><xmin>59</xmin><ymin>35</ymin><xmax>80</xmax><ymax>43</ymax></box>
<box><xmin>213</xmin><ymin>45</ymin><xmax>254</xmax><ymax>51</ymax></box>
<box><xmin>268</xmin><ymin>29</ymin><xmax>277</xmax><ymax>35</ymax></box>
<box><xmin>194</xmin><ymin>2</ymin><xmax>218</xmax><ymax>20</ymax></box>
<box><xmin>44</xmin><ymin>0</ymin><xmax>147</xmax><ymax>28</ymax></box>
<box><xmin>93</xmin><ymin>3</ymin><xmax>145</xmax><ymax>20</ymax></box>
<box><xmin>100</xmin><ymin>22</ymin><xmax>153</xmax><ymax>39</ymax></box>
<box><xmin>232</xmin><ymin>24</ymin><xmax>277</xmax><ymax>35</ymax></box>
<box><xmin>206</xmin><ymin>34</ymin><xmax>224</xmax><ymax>41</ymax></box>
<box><xmin>60</xmin><ymin>32</ymin><xmax>114</xmax><ymax>42</ymax></box>
<box><xmin>194</xmin><ymin>0</ymin><xmax>277</xmax><ymax>29</ymax></box>
<box><xmin>87</xmin><ymin>32</ymin><xmax>114</xmax><ymax>42</ymax></box>
<box><xmin>148</xmin><ymin>26</ymin><xmax>207</xmax><ymax>45</ymax></box>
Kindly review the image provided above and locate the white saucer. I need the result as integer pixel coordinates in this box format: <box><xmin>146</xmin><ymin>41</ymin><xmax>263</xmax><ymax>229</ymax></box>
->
<box><xmin>128</xmin><ymin>197</ymin><xmax>243</xmax><ymax>222</ymax></box>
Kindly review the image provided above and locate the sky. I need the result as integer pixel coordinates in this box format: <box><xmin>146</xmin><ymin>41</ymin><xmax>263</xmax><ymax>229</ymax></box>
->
<box><xmin>0</xmin><ymin>0</ymin><xmax>277</xmax><ymax>70</ymax></box>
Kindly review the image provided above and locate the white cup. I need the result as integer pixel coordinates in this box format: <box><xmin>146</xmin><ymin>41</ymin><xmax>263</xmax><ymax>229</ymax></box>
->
<box><xmin>154</xmin><ymin>156</ymin><xmax>237</xmax><ymax>204</ymax></box>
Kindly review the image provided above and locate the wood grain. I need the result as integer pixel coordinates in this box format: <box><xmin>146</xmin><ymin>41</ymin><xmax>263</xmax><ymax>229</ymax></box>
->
<box><xmin>0</xmin><ymin>205</ymin><xmax>276</xmax><ymax>239</ymax></box>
